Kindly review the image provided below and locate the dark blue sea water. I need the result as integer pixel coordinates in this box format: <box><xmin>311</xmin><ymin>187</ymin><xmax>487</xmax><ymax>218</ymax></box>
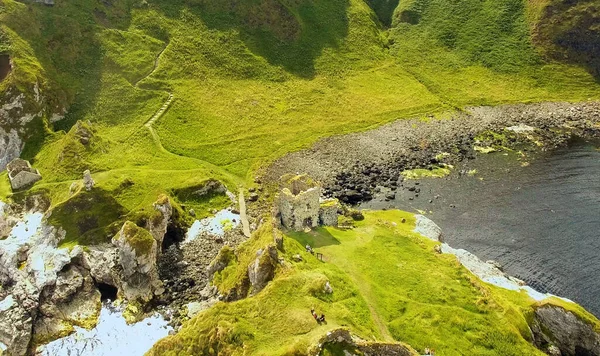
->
<box><xmin>362</xmin><ymin>139</ymin><xmax>600</xmax><ymax>317</ymax></box>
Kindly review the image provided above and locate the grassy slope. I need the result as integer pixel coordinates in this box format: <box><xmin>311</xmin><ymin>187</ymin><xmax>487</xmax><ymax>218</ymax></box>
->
<box><xmin>149</xmin><ymin>210</ymin><xmax>600</xmax><ymax>355</ymax></box>
<box><xmin>0</xmin><ymin>0</ymin><xmax>598</xmax><ymax>353</ymax></box>
<box><xmin>1</xmin><ymin>0</ymin><xmax>599</xmax><ymax>211</ymax></box>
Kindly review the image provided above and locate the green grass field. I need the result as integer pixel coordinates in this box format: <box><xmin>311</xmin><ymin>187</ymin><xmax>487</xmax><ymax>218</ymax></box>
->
<box><xmin>1</xmin><ymin>0</ymin><xmax>599</xmax><ymax>224</ymax></box>
<box><xmin>2</xmin><ymin>0</ymin><xmax>600</xmax><ymax>353</ymax></box>
<box><xmin>150</xmin><ymin>210</ymin><xmax>600</xmax><ymax>355</ymax></box>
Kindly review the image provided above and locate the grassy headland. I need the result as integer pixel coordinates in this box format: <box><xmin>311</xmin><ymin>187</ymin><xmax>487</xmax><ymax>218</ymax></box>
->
<box><xmin>150</xmin><ymin>210</ymin><xmax>600</xmax><ymax>355</ymax></box>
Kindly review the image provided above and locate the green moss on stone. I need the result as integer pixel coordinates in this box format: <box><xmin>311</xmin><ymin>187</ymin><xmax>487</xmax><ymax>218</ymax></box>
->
<box><xmin>120</xmin><ymin>221</ymin><xmax>154</xmax><ymax>256</ymax></box>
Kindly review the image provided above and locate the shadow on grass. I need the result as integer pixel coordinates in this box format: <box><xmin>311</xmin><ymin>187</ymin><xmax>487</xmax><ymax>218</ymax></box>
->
<box><xmin>536</xmin><ymin>0</ymin><xmax>600</xmax><ymax>82</ymax></box>
<box><xmin>3</xmin><ymin>0</ymin><xmax>136</xmax><ymax>139</ymax></box>
<box><xmin>287</xmin><ymin>227</ymin><xmax>341</xmax><ymax>249</ymax></box>
<box><xmin>151</xmin><ymin>0</ymin><xmax>350</xmax><ymax>79</ymax></box>
<box><xmin>365</xmin><ymin>0</ymin><xmax>400</xmax><ymax>27</ymax></box>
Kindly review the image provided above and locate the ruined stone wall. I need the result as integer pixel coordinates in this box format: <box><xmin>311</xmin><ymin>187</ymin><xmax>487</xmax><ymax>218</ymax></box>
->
<box><xmin>278</xmin><ymin>186</ymin><xmax>321</xmax><ymax>231</ymax></box>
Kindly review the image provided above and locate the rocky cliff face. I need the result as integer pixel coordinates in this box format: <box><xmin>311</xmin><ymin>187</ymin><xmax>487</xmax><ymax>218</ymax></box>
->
<box><xmin>531</xmin><ymin>304</ymin><xmax>600</xmax><ymax>356</ymax></box>
<box><xmin>0</xmin><ymin>58</ymin><xmax>65</xmax><ymax>171</ymax></box>
<box><xmin>0</xmin><ymin>205</ymin><xmax>99</xmax><ymax>355</ymax></box>
<box><xmin>111</xmin><ymin>221</ymin><xmax>164</xmax><ymax>302</ymax></box>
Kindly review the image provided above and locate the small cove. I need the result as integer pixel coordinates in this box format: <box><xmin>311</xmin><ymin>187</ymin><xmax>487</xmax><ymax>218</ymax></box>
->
<box><xmin>362</xmin><ymin>138</ymin><xmax>600</xmax><ymax>317</ymax></box>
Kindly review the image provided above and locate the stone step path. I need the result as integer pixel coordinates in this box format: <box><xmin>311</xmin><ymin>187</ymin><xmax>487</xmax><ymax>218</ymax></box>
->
<box><xmin>145</xmin><ymin>93</ymin><xmax>173</xmax><ymax>128</ymax></box>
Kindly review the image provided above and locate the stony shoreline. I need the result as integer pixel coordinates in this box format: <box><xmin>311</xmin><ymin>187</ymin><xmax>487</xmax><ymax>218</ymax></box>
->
<box><xmin>266</xmin><ymin>101</ymin><xmax>600</xmax><ymax>204</ymax></box>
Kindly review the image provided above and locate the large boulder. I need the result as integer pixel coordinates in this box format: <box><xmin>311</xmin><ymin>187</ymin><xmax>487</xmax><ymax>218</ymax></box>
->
<box><xmin>112</xmin><ymin>221</ymin><xmax>163</xmax><ymax>302</ymax></box>
<box><xmin>531</xmin><ymin>304</ymin><xmax>600</xmax><ymax>356</ymax></box>
<box><xmin>81</xmin><ymin>244</ymin><xmax>119</xmax><ymax>287</ymax></box>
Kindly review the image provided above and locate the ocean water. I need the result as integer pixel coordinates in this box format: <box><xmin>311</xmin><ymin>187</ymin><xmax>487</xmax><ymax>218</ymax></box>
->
<box><xmin>363</xmin><ymin>139</ymin><xmax>600</xmax><ymax>317</ymax></box>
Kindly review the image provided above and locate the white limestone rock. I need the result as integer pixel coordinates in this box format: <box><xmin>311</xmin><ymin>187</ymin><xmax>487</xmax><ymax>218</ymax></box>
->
<box><xmin>414</xmin><ymin>214</ymin><xmax>443</xmax><ymax>242</ymax></box>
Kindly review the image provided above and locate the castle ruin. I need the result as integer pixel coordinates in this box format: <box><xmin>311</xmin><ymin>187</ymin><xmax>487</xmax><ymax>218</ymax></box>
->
<box><xmin>276</xmin><ymin>174</ymin><xmax>339</xmax><ymax>231</ymax></box>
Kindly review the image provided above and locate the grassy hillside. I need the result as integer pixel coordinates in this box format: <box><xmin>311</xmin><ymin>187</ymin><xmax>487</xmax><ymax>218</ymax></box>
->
<box><xmin>1</xmin><ymin>0</ymin><xmax>599</xmax><ymax>353</ymax></box>
<box><xmin>0</xmin><ymin>0</ymin><xmax>598</xmax><ymax>255</ymax></box>
<box><xmin>150</xmin><ymin>210</ymin><xmax>600</xmax><ymax>355</ymax></box>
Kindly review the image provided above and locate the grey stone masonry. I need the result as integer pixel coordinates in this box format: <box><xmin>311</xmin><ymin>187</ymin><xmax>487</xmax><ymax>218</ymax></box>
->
<box><xmin>276</xmin><ymin>174</ymin><xmax>340</xmax><ymax>231</ymax></box>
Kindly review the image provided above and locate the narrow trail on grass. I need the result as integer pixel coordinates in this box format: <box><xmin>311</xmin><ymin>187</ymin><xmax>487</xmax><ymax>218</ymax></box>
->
<box><xmin>325</xmin><ymin>243</ymin><xmax>394</xmax><ymax>342</ymax></box>
<box><xmin>134</xmin><ymin>40</ymin><xmax>170</xmax><ymax>87</ymax></box>
<box><xmin>145</xmin><ymin>93</ymin><xmax>173</xmax><ymax>129</ymax></box>
<box><xmin>129</xmin><ymin>39</ymin><xmax>177</xmax><ymax>154</ymax></box>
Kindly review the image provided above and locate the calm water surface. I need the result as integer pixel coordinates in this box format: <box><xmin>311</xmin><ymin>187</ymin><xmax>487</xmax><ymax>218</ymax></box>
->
<box><xmin>362</xmin><ymin>139</ymin><xmax>600</xmax><ymax>317</ymax></box>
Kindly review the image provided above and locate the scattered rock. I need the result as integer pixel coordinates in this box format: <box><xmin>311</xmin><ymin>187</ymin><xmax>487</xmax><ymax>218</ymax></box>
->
<box><xmin>83</xmin><ymin>170</ymin><xmax>95</xmax><ymax>191</ymax></box>
<box><xmin>292</xmin><ymin>254</ymin><xmax>303</xmax><ymax>262</ymax></box>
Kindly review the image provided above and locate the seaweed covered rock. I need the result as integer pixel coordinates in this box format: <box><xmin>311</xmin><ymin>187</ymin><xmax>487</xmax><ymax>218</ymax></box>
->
<box><xmin>531</xmin><ymin>304</ymin><xmax>600</xmax><ymax>356</ymax></box>
<box><xmin>112</xmin><ymin>221</ymin><xmax>163</xmax><ymax>302</ymax></box>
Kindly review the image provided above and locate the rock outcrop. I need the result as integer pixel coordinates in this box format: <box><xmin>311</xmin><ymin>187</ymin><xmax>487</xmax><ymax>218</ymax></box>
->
<box><xmin>531</xmin><ymin>304</ymin><xmax>600</xmax><ymax>356</ymax></box>
<box><xmin>414</xmin><ymin>214</ymin><xmax>443</xmax><ymax>242</ymax></box>
<box><xmin>147</xmin><ymin>194</ymin><xmax>172</xmax><ymax>249</ymax></box>
<box><xmin>6</xmin><ymin>158</ymin><xmax>42</xmax><ymax>191</ymax></box>
<box><xmin>0</xmin><ymin>128</ymin><xmax>22</xmax><ymax>172</ymax></box>
<box><xmin>0</xmin><ymin>80</ymin><xmax>56</xmax><ymax>172</ymax></box>
<box><xmin>112</xmin><ymin>221</ymin><xmax>164</xmax><ymax>302</ymax></box>
<box><xmin>0</xmin><ymin>209</ymin><xmax>98</xmax><ymax>355</ymax></box>
<box><xmin>314</xmin><ymin>328</ymin><xmax>415</xmax><ymax>356</ymax></box>
<box><xmin>34</xmin><ymin>264</ymin><xmax>101</xmax><ymax>345</ymax></box>
<box><xmin>247</xmin><ymin>245</ymin><xmax>278</xmax><ymax>295</ymax></box>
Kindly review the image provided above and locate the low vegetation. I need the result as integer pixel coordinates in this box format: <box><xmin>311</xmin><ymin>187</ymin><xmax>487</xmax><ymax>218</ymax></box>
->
<box><xmin>150</xmin><ymin>210</ymin><xmax>600</xmax><ymax>355</ymax></box>
<box><xmin>1</xmin><ymin>0</ymin><xmax>599</xmax><ymax>353</ymax></box>
<box><xmin>1</xmin><ymin>0</ymin><xmax>600</xmax><ymax>222</ymax></box>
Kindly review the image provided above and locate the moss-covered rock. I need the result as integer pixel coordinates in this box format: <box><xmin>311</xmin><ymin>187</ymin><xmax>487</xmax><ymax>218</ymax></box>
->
<box><xmin>111</xmin><ymin>221</ymin><xmax>163</xmax><ymax>303</ymax></box>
